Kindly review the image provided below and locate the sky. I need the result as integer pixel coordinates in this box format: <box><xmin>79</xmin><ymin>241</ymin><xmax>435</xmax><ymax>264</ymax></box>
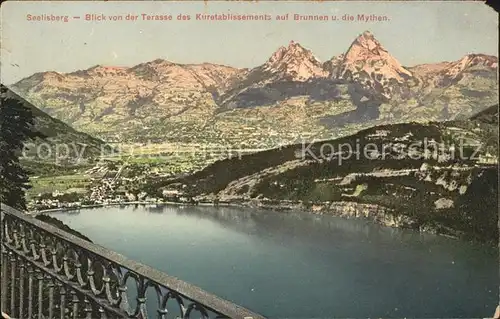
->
<box><xmin>1</xmin><ymin>1</ymin><xmax>498</xmax><ymax>84</ymax></box>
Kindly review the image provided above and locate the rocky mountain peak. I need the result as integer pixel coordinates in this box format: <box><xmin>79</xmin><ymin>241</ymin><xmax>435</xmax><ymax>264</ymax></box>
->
<box><xmin>336</xmin><ymin>31</ymin><xmax>412</xmax><ymax>92</ymax></box>
<box><xmin>148</xmin><ymin>58</ymin><xmax>175</xmax><ymax>66</ymax></box>
<box><xmin>18</xmin><ymin>71</ymin><xmax>66</xmax><ymax>88</ymax></box>
<box><xmin>435</xmin><ymin>53</ymin><xmax>498</xmax><ymax>84</ymax></box>
<box><xmin>453</xmin><ymin>54</ymin><xmax>498</xmax><ymax>70</ymax></box>
<box><xmin>86</xmin><ymin>65</ymin><xmax>128</xmax><ymax>76</ymax></box>
<box><xmin>331</xmin><ymin>31</ymin><xmax>414</xmax><ymax>99</ymax></box>
<box><xmin>341</xmin><ymin>31</ymin><xmax>412</xmax><ymax>79</ymax></box>
<box><xmin>268</xmin><ymin>41</ymin><xmax>315</xmax><ymax>63</ymax></box>
<box><xmin>263</xmin><ymin>41</ymin><xmax>326</xmax><ymax>81</ymax></box>
<box><xmin>350</xmin><ymin>30</ymin><xmax>380</xmax><ymax>52</ymax></box>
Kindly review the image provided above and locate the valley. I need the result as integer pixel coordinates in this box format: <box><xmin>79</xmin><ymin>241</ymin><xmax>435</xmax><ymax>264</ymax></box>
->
<box><xmin>1</xmin><ymin>3</ymin><xmax>499</xmax><ymax>317</ymax></box>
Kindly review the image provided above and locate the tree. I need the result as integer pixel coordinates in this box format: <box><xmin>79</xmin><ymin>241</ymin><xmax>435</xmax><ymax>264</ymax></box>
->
<box><xmin>0</xmin><ymin>85</ymin><xmax>44</xmax><ymax>210</ymax></box>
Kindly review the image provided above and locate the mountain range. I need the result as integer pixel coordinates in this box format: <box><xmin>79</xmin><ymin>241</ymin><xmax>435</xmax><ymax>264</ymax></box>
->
<box><xmin>1</xmin><ymin>85</ymin><xmax>107</xmax><ymax>164</ymax></box>
<box><xmin>11</xmin><ymin>31</ymin><xmax>498</xmax><ymax>146</ymax></box>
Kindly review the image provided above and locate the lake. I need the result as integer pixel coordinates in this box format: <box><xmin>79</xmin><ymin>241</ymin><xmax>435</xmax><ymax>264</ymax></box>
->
<box><xmin>48</xmin><ymin>204</ymin><xmax>498</xmax><ymax>318</ymax></box>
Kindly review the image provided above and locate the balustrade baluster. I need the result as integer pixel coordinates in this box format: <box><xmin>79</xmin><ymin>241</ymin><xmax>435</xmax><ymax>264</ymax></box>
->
<box><xmin>138</xmin><ymin>296</ymin><xmax>149</xmax><ymax>319</ymax></box>
<box><xmin>118</xmin><ymin>285</ymin><xmax>129</xmax><ymax>312</ymax></box>
<box><xmin>70</xmin><ymin>290</ymin><xmax>79</xmax><ymax>319</ymax></box>
<box><xmin>27</xmin><ymin>265</ymin><xmax>34</xmax><ymax>318</ymax></box>
<box><xmin>18</xmin><ymin>259</ymin><xmax>25</xmax><ymax>319</ymax></box>
<box><xmin>30</xmin><ymin>237</ymin><xmax>40</xmax><ymax>261</ymax></box>
<box><xmin>58</xmin><ymin>283</ymin><xmax>66</xmax><ymax>319</ymax></box>
<box><xmin>83</xmin><ymin>297</ymin><xmax>93</xmax><ymax>319</ymax></box>
<box><xmin>9</xmin><ymin>254</ymin><xmax>16</xmax><ymax>317</ymax></box>
<box><xmin>21</xmin><ymin>225</ymin><xmax>30</xmax><ymax>254</ymax></box>
<box><xmin>41</xmin><ymin>242</ymin><xmax>51</xmax><ymax>266</ymax></box>
<box><xmin>98</xmin><ymin>306</ymin><xmax>108</xmax><ymax>319</ymax></box>
<box><xmin>48</xmin><ymin>276</ymin><xmax>55</xmax><ymax>319</ymax></box>
<box><xmin>36</xmin><ymin>269</ymin><xmax>44</xmax><ymax>319</ymax></box>
<box><xmin>0</xmin><ymin>250</ymin><xmax>8</xmax><ymax>312</ymax></box>
<box><xmin>13</xmin><ymin>225</ymin><xmax>20</xmax><ymax>250</ymax></box>
<box><xmin>52</xmin><ymin>247</ymin><xmax>62</xmax><ymax>273</ymax></box>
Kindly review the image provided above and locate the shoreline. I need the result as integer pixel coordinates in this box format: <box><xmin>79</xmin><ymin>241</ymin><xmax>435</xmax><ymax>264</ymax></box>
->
<box><xmin>32</xmin><ymin>199</ymin><xmax>431</xmax><ymax>229</ymax></box>
<box><xmin>31</xmin><ymin>198</ymin><xmax>493</xmax><ymax>245</ymax></box>
<box><xmin>31</xmin><ymin>201</ymin><xmax>157</xmax><ymax>215</ymax></box>
<box><xmin>31</xmin><ymin>198</ymin><xmax>242</xmax><ymax>215</ymax></box>
<box><xmin>32</xmin><ymin>200</ymin><xmax>237</xmax><ymax>215</ymax></box>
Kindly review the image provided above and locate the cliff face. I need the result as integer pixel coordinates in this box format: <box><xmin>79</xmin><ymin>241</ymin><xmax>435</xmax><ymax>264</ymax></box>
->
<box><xmin>158</xmin><ymin>111</ymin><xmax>498</xmax><ymax>243</ymax></box>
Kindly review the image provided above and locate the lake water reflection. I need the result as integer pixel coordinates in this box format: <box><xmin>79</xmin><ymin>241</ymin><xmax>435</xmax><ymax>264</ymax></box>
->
<box><xmin>49</xmin><ymin>204</ymin><xmax>498</xmax><ymax>318</ymax></box>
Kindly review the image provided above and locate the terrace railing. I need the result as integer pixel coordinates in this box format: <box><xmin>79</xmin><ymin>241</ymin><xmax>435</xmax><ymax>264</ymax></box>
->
<box><xmin>0</xmin><ymin>204</ymin><xmax>265</xmax><ymax>319</ymax></box>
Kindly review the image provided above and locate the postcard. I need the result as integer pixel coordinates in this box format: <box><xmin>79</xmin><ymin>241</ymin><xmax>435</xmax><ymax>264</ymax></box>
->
<box><xmin>0</xmin><ymin>1</ymin><xmax>498</xmax><ymax>318</ymax></box>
